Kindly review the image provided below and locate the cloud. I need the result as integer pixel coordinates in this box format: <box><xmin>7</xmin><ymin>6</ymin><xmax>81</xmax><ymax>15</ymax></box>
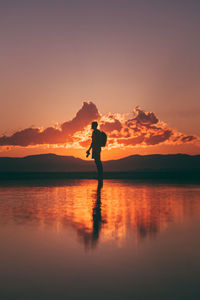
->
<box><xmin>0</xmin><ymin>102</ymin><xmax>199</xmax><ymax>150</ymax></box>
<box><xmin>0</xmin><ymin>101</ymin><xmax>100</xmax><ymax>146</ymax></box>
<box><xmin>97</xmin><ymin>107</ymin><xmax>198</xmax><ymax>148</ymax></box>
<box><xmin>118</xmin><ymin>135</ymin><xmax>145</xmax><ymax>146</ymax></box>
<box><xmin>131</xmin><ymin>107</ymin><xmax>159</xmax><ymax>126</ymax></box>
<box><xmin>100</xmin><ymin>118</ymin><xmax>122</xmax><ymax>133</ymax></box>
<box><xmin>181</xmin><ymin>135</ymin><xmax>196</xmax><ymax>143</ymax></box>
<box><xmin>144</xmin><ymin>130</ymin><xmax>172</xmax><ymax>145</ymax></box>
<box><xmin>61</xmin><ymin>101</ymin><xmax>100</xmax><ymax>134</ymax></box>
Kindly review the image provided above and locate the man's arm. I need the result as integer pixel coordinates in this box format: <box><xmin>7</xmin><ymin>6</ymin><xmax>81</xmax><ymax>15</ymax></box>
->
<box><xmin>86</xmin><ymin>143</ymin><xmax>92</xmax><ymax>157</ymax></box>
<box><xmin>86</xmin><ymin>133</ymin><xmax>94</xmax><ymax>157</ymax></box>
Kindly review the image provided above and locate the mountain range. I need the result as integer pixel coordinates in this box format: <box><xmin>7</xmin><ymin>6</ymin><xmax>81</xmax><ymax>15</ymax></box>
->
<box><xmin>0</xmin><ymin>153</ymin><xmax>199</xmax><ymax>173</ymax></box>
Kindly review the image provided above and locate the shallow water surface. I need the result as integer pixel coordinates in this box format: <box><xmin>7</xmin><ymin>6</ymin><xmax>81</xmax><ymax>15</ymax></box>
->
<box><xmin>0</xmin><ymin>180</ymin><xmax>200</xmax><ymax>299</ymax></box>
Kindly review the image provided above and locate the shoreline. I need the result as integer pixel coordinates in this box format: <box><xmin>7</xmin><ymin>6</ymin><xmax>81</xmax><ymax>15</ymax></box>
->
<box><xmin>0</xmin><ymin>171</ymin><xmax>199</xmax><ymax>182</ymax></box>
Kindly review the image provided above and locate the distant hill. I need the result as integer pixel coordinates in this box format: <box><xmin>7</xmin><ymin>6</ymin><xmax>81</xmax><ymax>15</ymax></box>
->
<box><xmin>0</xmin><ymin>154</ymin><xmax>95</xmax><ymax>172</ymax></box>
<box><xmin>104</xmin><ymin>154</ymin><xmax>200</xmax><ymax>172</ymax></box>
<box><xmin>0</xmin><ymin>153</ymin><xmax>200</xmax><ymax>173</ymax></box>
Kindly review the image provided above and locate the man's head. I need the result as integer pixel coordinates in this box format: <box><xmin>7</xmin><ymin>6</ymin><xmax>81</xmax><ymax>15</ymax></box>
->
<box><xmin>91</xmin><ymin>121</ymin><xmax>98</xmax><ymax>130</ymax></box>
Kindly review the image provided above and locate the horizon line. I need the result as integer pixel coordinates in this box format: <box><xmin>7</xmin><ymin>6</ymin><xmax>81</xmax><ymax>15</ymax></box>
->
<box><xmin>0</xmin><ymin>152</ymin><xmax>200</xmax><ymax>161</ymax></box>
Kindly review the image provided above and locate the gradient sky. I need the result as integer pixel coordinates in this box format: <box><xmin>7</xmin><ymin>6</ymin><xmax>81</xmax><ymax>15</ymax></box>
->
<box><xmin>0</xmin><ymin>0</ymin><xmax>200</xmax><ymax>159</ymax></box>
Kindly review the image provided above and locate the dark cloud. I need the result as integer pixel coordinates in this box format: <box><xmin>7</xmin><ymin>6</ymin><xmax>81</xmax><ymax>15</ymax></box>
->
<box><xmin>181</xmin><ymin>135</ymin><xmax>196</xmax><ymax>143</ymax></box>
<box><xmin>61</xmin><ymin>101</ymin><xmax>100</xmax><ymax>134</ymax></box>
<box><xmin>119</xmin><ymin>135</ymin><xmax>145</xmax><ymax>146</ymax></box>
<box><xmin>126</xmin><ymin>107</ymin><xmax>159</xmax><ymax>129</ymax></box>
<box><xmin>144</xmin><ymin>130</ymin><xmax>172</xmax><ymax>145</ymax></box>
<box><xmin>134</xmin><ymin>107</ymin><xmax>159</xmax><ymax>125</ymax></box>
<box><xmin>0</xmin><ymin>128</ymin><xmax>41</xmax><ymax>147</ymax></box>
<box><xmin>0</xmin><ymin>101</ymin><xmax>100</xmax><ymax>146</ymax></box>
<box><xmin>100</xmin><ymin>119</ymin><xmax>122</xmax><ymax>133</ymax></box>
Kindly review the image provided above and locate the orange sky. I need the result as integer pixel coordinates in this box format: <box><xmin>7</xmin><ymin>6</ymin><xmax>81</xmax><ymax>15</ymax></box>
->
<box><xmin>0</xmin><ymin>101</ymin><xmax>199</xmax><ymax>160</ymax></box>
<box><xmin>0</xmin><ymin>1</ymin><xmax>200</xmax><ymax>159</ymax></box>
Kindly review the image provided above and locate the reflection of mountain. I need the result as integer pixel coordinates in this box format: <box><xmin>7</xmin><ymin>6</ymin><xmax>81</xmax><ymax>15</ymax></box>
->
<box><xmin>0</xmin><ymin>153</ymin><xmax>200</xmax><ymax>172</ymax></box>
<box><xmin>0</xmin><ymin>181</ymin><xmax>200</xmax><ymax>248</ymax></box>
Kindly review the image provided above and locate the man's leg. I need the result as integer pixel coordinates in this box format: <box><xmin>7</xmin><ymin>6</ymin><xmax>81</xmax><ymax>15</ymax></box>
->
<box><xmin>94</xmin><ymin>158</ymin><xmax>103</xmax><ymax>179</ymax></box>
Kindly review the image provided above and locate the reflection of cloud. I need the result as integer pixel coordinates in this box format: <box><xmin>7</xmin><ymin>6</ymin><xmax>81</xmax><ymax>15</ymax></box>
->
<box><xmin>0</xmin><ymin>101</ymin><xmax>199</xmax><ymax>149</ymax></box>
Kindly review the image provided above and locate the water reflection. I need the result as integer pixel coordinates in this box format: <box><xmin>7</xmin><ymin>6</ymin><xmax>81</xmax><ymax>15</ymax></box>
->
<box><xmin>92</xmin><ymin>180</ymin><xmax>103</xmax><ymax>245</ymax></box>
<box><xmin>0</xmin><ymin>180</ymin><xmax>200</xmax><ymax>248</ymax></box>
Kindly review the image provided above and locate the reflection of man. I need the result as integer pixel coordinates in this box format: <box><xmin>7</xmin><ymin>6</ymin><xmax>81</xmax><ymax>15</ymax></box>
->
<box><xmin>86</xmin><ymin>121</ymin><xmax>103</xmax><ymax>180</ymax></box>
<box><xmin>92</xmin><ymin>180</ymin><xmax>103</xmax><ymax>243</ymax></box>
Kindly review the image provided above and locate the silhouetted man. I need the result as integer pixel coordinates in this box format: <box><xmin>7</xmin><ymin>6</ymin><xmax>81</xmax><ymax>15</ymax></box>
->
<box><xmin>86</xmin><ymin>121</ymin><xmax>103</xmax><ymax>180</ymax></box>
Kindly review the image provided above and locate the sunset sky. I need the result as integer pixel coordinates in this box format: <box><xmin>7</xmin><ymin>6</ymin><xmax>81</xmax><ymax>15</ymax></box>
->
<box><xmin>0</xmin><ymin>0</ymin><xmax>200</xmax><ymax>160</ymax></box>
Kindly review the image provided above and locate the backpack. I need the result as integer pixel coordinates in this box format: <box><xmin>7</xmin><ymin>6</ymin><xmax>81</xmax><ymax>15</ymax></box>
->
<box><xmin>99</xmin><ymin>131</ymin><xmax>107</xmax><ymax>147</ymax></box>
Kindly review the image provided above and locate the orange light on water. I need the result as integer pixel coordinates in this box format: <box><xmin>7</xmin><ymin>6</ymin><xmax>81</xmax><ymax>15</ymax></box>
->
<box><xmin>0</xmin><ymin>181</ymin><xmax>199</xmax><ymax>248</ymax></box>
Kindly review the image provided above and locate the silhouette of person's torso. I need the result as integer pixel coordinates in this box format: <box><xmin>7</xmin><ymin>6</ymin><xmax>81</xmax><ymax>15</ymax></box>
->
<box><xmin>92</xmin><ymin>129</ymin><xmax>101</xmax><ymax>150</ymax></box>
<box><xmin>92</xmin><ymin>129</ymin><xmax>101</xmax><ymax>160</ymax></box>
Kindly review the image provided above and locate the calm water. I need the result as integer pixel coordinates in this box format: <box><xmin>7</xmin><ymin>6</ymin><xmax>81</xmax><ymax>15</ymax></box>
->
<box><xmin>0</xmin><ymin>180</ymin><xmax>200</xmax><ymax>300</ymax></box>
